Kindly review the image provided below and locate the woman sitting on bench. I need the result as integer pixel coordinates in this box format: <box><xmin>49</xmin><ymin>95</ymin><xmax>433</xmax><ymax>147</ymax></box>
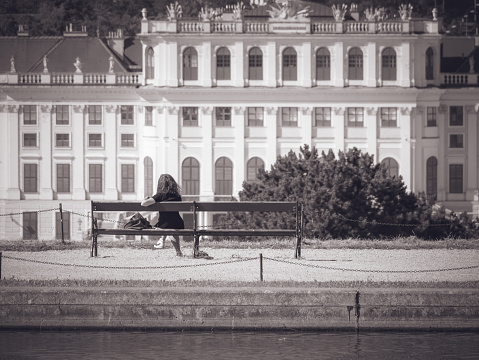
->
<box><xmin>141</xmin><ymin>174</ymin><xmax>184</xmax><ymax>257</ymax></box>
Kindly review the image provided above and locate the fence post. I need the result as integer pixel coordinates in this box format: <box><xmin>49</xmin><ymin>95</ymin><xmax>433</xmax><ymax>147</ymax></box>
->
<box><xmin>0</xmin><ymin>251</ymin><xmax>2</xmax><ymax>279</ymax></box>
<box><xmin>260</xmin><ymin>253</ymin><xmax>263</xmax><ymax>282</ymax></box>
<box><xmin>59</xmin><ymin>203</ymin><xmax>65</xmax><ymax>244</ymax></box>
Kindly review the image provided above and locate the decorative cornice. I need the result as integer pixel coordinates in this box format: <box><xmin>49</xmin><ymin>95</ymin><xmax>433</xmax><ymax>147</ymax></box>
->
<box><xmin>72</xmin><ymin>104</ymin><xmax>85</xmax><ymax>113</ymax></box>
<box><xmin>7</xmin><ymin>105</ymin><xmax>19</xmax><ymax>113</ymax></box>
<box><xmin>40</xmin><ymin>104</ymin><xmax>53</xmax><ymax>113</ymax></box>
<box><xmin>300</xmin><ymin>107</ymin><xmax>313</xmax><ymax>116</ymax></box>
<box><xmin>438</xmin><ymin>104</ymin><xmax>447</xmax><ymax>114</ymax></box>
<box><xmin>400</xmin><ymin>107</ymin><xmax>412</xmax><ymax>116</ymax></box>
<box><xmin>334</xmin><ymin>107</ymin><xmax>345</xmax><ymax>116</ymax></box>
<box><xmin>415</xmin><ymin>105</ymin><xmax>424</xmax><ymax>114</ymax></box>
<box><xmin>234</xmin><ymin>107</ymin><xmax>246</xmax><ymax>115</ymax></box>
<box><xmin>266</xmin><ymin>107</ymin><xmax>278</xmax><ymax>115</ymax></box>
<box><xmin>168</xmin><ymin>106</ymin><xmax>179</xmax><ymax>115</ymax></box>
<box><xmin>366</xmin><ymin>107</ymin><xmax>378</xmax><ymax>116</ymax></box>
<box><xmin>201</xmin><ymin>106</ymin><xmax>213</xmax><ymax>115</ymax></box>
<box><xmin>105</xmin><ymin>105</ymin><xmax>118</xmax><ymax>113</ymax></box>
<box><xmin>156</xmin><ymin>106</ymin><xmax>164</xmax><ymax>114</ymax></box>
<box><xmin>465</xmin><ymin>105</ymin><xmax>476</xmax><ymax>113</ymax></box>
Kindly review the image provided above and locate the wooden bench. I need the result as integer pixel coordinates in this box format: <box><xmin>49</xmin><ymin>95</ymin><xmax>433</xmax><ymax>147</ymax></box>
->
<box><xmin>91</xmin><ymin>201</ymin><xmax>304</xmax><ymax>258</ymax></box>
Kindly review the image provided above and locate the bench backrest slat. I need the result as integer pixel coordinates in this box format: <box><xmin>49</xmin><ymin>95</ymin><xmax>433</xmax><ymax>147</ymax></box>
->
<box><xmin>92</xmin><ymin>201</ymin><xmax>296</xmax><ymax>213</ymax></box>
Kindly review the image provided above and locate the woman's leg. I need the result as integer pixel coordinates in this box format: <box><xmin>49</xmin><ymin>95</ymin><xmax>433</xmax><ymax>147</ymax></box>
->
<box><xmin>168</xmin><ymin>235</ymin><xmax>182</xmax><ymax>256</ymax></box>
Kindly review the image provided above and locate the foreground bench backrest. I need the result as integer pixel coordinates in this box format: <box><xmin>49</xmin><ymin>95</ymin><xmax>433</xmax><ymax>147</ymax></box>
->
<box><xmin>91</xmin><ymin>201</ymin><xmax>304</xmax><ymax>258</ymax></box>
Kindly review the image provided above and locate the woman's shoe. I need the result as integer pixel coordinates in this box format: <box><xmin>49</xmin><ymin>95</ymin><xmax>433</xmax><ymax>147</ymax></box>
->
<box><xmin>153</xmin><ymin>244</ymin><xmax>164</xmax><ymax>249</ymax></box>
<box><xmin>176</xmin><ymin>251</ymin><xmax>183</xmax><ymax>257</ymax></box>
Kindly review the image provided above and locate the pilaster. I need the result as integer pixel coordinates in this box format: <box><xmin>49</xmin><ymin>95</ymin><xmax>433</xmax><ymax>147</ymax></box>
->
<box><xmin>201</xmin><ymin>106</ymin><xmax>214</xmax><ymax>199</ymax></box>
<box><xmin>437</xmin><ymin>104</ymin><xmax>447</xmax><ymax>201</ymax></box>
<box><xmin>332</xmin><ymin>42</ymin><xmax>344</xmax><ymax>87</ymax></box>
<box><xmin>167</xmin><ymin>106</ymin><xmax>180</xmax><ymax>179</ymax></box>
<box><xmin>333</xmin><ymin>107</ymin><xmax>345</xmax><ymax>152</ymax></box>
<box><xmin>301</xmin><ymin>42</ymin><xmax>312</xmax><ymax>87</ymax></box>
<box><xmin>104</xmin><ymin>105</ymin><xmax>118</xmax><ymax>199</ymax></box>
<box><xmin>466</xmin><ymin>105</ymin><xmax>478</xmax><ymax>198</ymax></box>
<box><xmin>301</xmin><ymin>107</ymin><xmax>313</xmax><ymax>147</ymax></box>
<box><xmin>72</xmin><ymin>105</ymin><xmax>86</xmax><ymax>199</ymax></box>
<box><xmin>39</xmin><ymin>107</ymin><xmax>53</xmax><ymax>199</ymax></box>
<box><xmin>234</xmin><ymin>42</ymin><xmax>244</xmax><ymax>87</ymax></box>
<box><xmin>202</xmin><ymin>42</ymin><xmax>213</xmax><ymax>87</ymax></box>
<box><xmin>400</xmin><ymin>42</ymin><xmax>412</xmax><ymax>87</ymax></box>
<box><xmin>266</xmin><ymin>107</ymin><xmax>278</xmax><ymax>167</ymax></box>
<box><xmin>167</xmin><ymin>42</ymin><xmax>178</xmax><ymax>87</ymax></box>
<box><xmin>4</xmin><ymin>107</ymin><xmax>20</xmax><ymax>199</ymax></box>
<box><xmin>266</xmin><ymin>42</ymin><xmax>277</xmax><ymax>88</ymax></box>
<box><xmin>233</xmin><ymin>107</ymin><xmax>246</xmax><ymax>196</ymax></box>
<box><xmin>366</xmin><ymin>42</ymin><xmax>377</xmax><ymax>87</ymax></box>
<box><xmin>399</xmin><ymin>107</ymin><xmax>413</xmax><ymax>190</ymax></box>
<box><xmin>366</xmin><ymin>107</ymin><xmax>378</xmax><ymax>159</ymax></box>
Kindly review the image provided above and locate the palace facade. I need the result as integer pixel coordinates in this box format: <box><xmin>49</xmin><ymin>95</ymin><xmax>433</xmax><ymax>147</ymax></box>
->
<box><xmin>1</xmin><ymin>1</ymin><xmax>479</xmax><ymax>240</ymax></box>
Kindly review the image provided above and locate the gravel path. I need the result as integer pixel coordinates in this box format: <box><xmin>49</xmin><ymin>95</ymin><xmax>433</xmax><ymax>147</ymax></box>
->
<box><xmin>2</xmin><ymin>247</ymin><xmax>479</xmax><ymax>283</ymax></box>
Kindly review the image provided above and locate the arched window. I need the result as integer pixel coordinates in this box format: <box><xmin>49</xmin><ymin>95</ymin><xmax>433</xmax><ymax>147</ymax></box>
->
<box><xmin>316</xmin><ymin>47</ymin><xmax>330</xmax><ymax>81</ymax></box>
<box><xmin>143</xmin><ymin>157</ymin><xmax>153</xmax><ymax>198</ymax></box>
<box><xmin>426</xmin><ymin>157</ymin><xmax>437</xmax><ymax>200</ymax></box>
<box><xmin>283</xmin><ymin>47</ymin><xmax>297</xmax><ymax>81</ymax></box>
<box><xmin>248</xmin><ymin>47</ymin><xmax>263</xmax><ymax>80</ymax></box>
<box><xmin>146</xmin><ymin>47</ymin><xmax>155</xmax><ymax>80</ymax></box>
<box><xmin>426</xmin><ymin>47</ymin><xmax>434</xmax><ymax>80</ymax></box>
<box><xmin>381</xmin><ymin>158</ymin><xmax>399</xmax><ymax>178</ymax></box>
<box><xmin>183</xmin><ymin>47</ymin><xmax>198</xmax><ymax>81</ymax></box>
<box><xmin>348</xmin><ymin>47</ymin><xmax>363</xmax><ymax>80</ymax></box>
<box><xmin>246</xmin><ymin>157</ymin><xmax>264</xmax><ymax>181</ymax></box>
<box><xmin>382</xmin><ymin>47</ymin><xmax>396</xmax><ymax>81</ymax></box>
<box><xmin>216</xmin><ymin>47</ymin><xmax>231</xmax><ymax>80</ymax></box>
<box><xmin>215</xmin><ymin>157</ymin><xmax>233</xmax><ymax>195</ymax></box>
<box><xmin>182</xmin><ymin>157</ymin><xmax>200</xmax><ymax>195</ymax></box>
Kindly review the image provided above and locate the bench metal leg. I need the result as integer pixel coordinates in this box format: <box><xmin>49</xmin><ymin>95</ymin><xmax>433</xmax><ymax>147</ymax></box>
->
<box><xmin>193</xmin><ymin>234</ymin><xmax>199</xmax><ymax>258</ymax></box>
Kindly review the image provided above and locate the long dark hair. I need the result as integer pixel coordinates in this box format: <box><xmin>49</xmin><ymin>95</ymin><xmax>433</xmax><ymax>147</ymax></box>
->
<box><xmin>156</xmin><ymin>174</ymin><xmax>181</xmax><ymax>196</ymax></box>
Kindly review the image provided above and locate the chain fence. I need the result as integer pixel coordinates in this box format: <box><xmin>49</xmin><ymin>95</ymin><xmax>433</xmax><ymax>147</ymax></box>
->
<box><xmin>1</xmin><ymin>253</ymin><xmax>478</xmax><ymax>277</ymax></box>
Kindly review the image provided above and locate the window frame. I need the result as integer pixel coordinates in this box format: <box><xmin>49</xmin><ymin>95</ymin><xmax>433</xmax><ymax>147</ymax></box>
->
<box><xmin>56</xmin><ymin>163</ymin><xmax>71</xmax><ymax>193</ymax></box>
<box><xmin>247</xmin><ymin>107</ymin><xmax>264</xmax><ymax>127</ymax></box>
<box><xmin>23</xmin><ymin>105</ymin><xmax>37</xmax><ymax>125</ymax></box>
<box><xmin>89</xmin><ymin>164</ymin><xmax>103</xmax><ymax>193</ymax></box>
<box><xmin>449</xmin><ymin>106</ymin><xmax>463</xmax><ymax>127</ymax></box>
<box><xmin>281</xmin><ymin>107</ymin><xmax>298</xmax><ymax>127</ymax></box>
<box><xmin>146</xmin><ymin>47</ymin><xmax>155</xmax><ymax>80</ymax></box>
<box><xmin>55</xmin><ymin>105</ymin><xmax>70</xmax><ymax>125</ymax></box>
<box><xmin>120</xmin><ymin>134</ymin><xmax>135</xmax><ymax>148</ymax></box>
<box><xmin>145</xmin><ymin>106</ymin><xmax>153</xmax><ymax>126</ymax></box>
<box><xmin>215</xmin><ymin>107</ymin><xmax>232</xmax><ymax>127</ymax></box>
<box><xmin>183</xmin><ymin>107</ymin><xmax>199</xmax><ymax>127</ymax></box>
<box><xmin>381</xmin><ymin>47</ymin><xmax>397</xmax><ymax>81</ymax></box>
<box><xmin>55</xmin><ymin>133</ymin><xmax>70</xmax><ymax>148</ymax></box>
<box><xmin>24</xmin><ymin>163</ymin><xmax>38</xmax><ymax>193</ymax></box>
<box><xmin>427</xmin><ymin>107</ymin><xmax>437</xmax><ymax>127</ymax></box>
<box><xmin>55</xmin><ymin>211</ymin><xmax>71</xmax><ymax>240</ymax></box>
<box><xmin>246</xmin><ymin>157</ymin><xmax>264</xmax><ymax>181</ymax></box>
<box><xmin>23</xmin><ymin>212</ymin><xmax>38</xmax><ymax>240</ymax></box>
<box><xmin>380</xmin><ymin>107</ymin><xmax>397</xmax><ymax>127</ymax></box>
<box><xmin>426</xmin><ymin>47</ymin><xmax>434</xmax><ymax>80</ymax></box>
<box><xmin>347</xmin><ymin>107</ymin><xmax>364</xmax><ymax>127</ymax></box>
<box><xmin>248</xmin><ymin>47</ymin><xmax>263</xmax><ymax>81</ymax></box>
<box><xmin>215</xmin><ymin>157</ymin><xmax>233</xmax><ymax>196</ymax></box>
<box><xmin>314</xmin><ymin>107</ymin><xmax>331</xmax><ymax>127</ymax></box>
<box><xmin>121</xmin><ymin>164</ymin><xmax>135</xmax><ymax>193</ymax></box>
<box><xmin>316</xmin><ymin>47</ymin><xmax>331</xmax><ymax>81</ymax></box>
<box><xmin>449</xmin><ymin>134</ymin><xmax>464</xmax><ymax>148</ymax></box>
<box><xmin>282</xmin><ymin>47</ymin><xmax>297</xmax><ymax>81</ymax></box>
<box><xmin>183</xmin><ymin>47</ymin><xmax>198</xmax><ymax>81</ymax></box>
<box><xmin>426</xmin><ymin>157</ymin><xmax>437</xmax><ymax>200</ymax></box>
<box><xmin>216</xmin><ymin>47</ymin><xmax>231</xmax><ymax>81</ymax></box>
<box><xmin>348</xmin><ymin>47</ymin><xmax>363</xmax><ymax>81</ymax></box>
<box><xmin>23</xmin><ymin>133</ymin><xmax>37</xmax><ymax>147</ymax></box>
<box><xmin>182</xmin><ymin>157</ymin><xmax>200</xmax><ymax>195</ymax></box>
<box><xmin>88</xmin><ymin>105</ymin><xmax>102</xmax><ymax>125</ymax></box>
<box><xmin>120</xmin><ymin>105</ymin><xmax>134</xmax><ymax>125</ymax></box>
<box><xmin>449</xmin><ymin>164</ymin><xmax>463</xmax><ymax>193</ymax></box>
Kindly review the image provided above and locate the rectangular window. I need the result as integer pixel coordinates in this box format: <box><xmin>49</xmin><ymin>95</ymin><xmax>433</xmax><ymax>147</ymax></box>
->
<box><xmin>145</xmin><ymin>106</ymin><xmax>153</xmax><ymax>126</ymax></box>
<box><xmin>24</xmin><ymin>164</ymin><xmax>37</xmax><ymax>193</ymax></box>
<box><xmin>56</xmin><ymin>164</ymin><xmax>70</xmax><ymax>193</ymax></box>
<box><xmin>183</xmin><ymin>107</ymin><xmax>198</xmax><ymax>126</ymax></box>
<box><xmin>89</xmin><ymin>164</ymin><xmax>103</xmax><ymax>193</ymax></box>
<box><xmin>23</xmin><ymin>133</ymin><xmax>37</xmax><ymax>147</ymax></box>
<box><xmin>347</xmin><ymin>107</ymin><xmax>364</xmax><ymax>127</ymax></box>
<box><xmin>316</xmin><ymin>55</ymin><xmax>331</xmax><ymax>81</ymax></box>
<box><xmin>88</xmin><ymin>105</ymin><xmax>102</xmax><ymax>125</ymax></box>
<box><xmin>449</xmin><ymin>164</ymin><xmax>463</xmax><ymax>193</ymax></box>
<box><xmin>55</xmin><ymin>133</ymin><xmax>70</xmax><ymax>147</ymax></box>
<box><xmin>427</xmin><ymin>107</ymin><xmax>437</xmax><ymax>127</ymax></box>
<box><xmin>121</xmin><ymin>164</ymin><xmax>135</xmax><ymax>193</ymax></box>
<box><xmin>216</xmin><ymin>53</ymin><xmax>231</xmax><ymax>80</ymax></box>
<box><xmin>450</xmin><ymin>106</ymin><xmax>463</xmax><ymax>126</ymax></box>
<box><xmin>55</xmin><ymin>211</ymin><xmax>71</xmax><ymax>240</ymax></box>
<box><xmin>121</xmin><ymin>105</ymin><xmax>134</xmax><ymax>125</ymax></box>
<box><xmin>121</xmin><ymin>134</ymin><xmax>134</xmax><ymax>147</ymax></box>
<box><xmin>247</xmin><ymin>107</ymin><xmax>264</xmax><ymax>127</ymax></box>
<box><xmin>216</xmin><ymin>107</ymin><xmax>231</xmax><ymax>127</ymax></box>
<box><xmin>55</xmin><ymin>105</ymin><xmax>69</xmax><ymax>125</ymax></box>
<box><xmin>314</xmin><ymin>107</ymin><xmax>331</xmax><ymax>127</ymax></box>
<box><xmin>23</xmin><ymin>105</ymin><xmax>37</xmax><ymax>125</ymax></box>
<box><xmin>23</xmin><ymin>212</ymin><xmax>37</xmax><ymax>240</ymax></box>
<box><xmin>349</xmin><ymin>55</ymin><xmax>363</xmax><ymax>80</ymax></box>
<box><xmin>88</xmin><ymin>134</ymin><xmax>102</xmax><ymax>147</ymax></box>
<box><xmin>281</xmin><ymin>107</ymin><xmax>298</xmax><ymax>127</ymax></box>
<box><xmin>283</xmin><ymin>54</ymin><xmax>297</xmax><ymax>81</ymax></box>
<box><xmin>380</xmin><ymin>107</ymin><xmax>397</xmax><ymax>127</ymax></box>
<box><xmin>450</xmin><ymin>134</ymin><xmax>464</xmax><ymax>148</ymax></box>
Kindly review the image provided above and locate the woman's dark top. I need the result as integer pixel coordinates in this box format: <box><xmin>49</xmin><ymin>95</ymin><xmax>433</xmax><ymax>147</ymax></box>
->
<box><xmin>152</xmin><ymin>192</ymin><xmax>185</xmax><ymax>229</ymax></box>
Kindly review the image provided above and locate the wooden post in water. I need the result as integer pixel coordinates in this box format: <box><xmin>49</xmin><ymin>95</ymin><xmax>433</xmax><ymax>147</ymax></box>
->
<box><xmin>260</xmin><ymin>253</ymin><xmax>263</xmax><ymax>281</ymax></box>
<box><xmin>59</xmin><ymin>203</ymin><xmax>65</xmax><ymax>244</ymax></box>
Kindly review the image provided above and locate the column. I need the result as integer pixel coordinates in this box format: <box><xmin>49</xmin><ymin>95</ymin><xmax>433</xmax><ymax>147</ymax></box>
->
<box><xmin>301</xmin><ymin>42</ymin><xmax>312</xmax><ymax>87</ymax></box>
<box><xmin>399</xmin><ymin>107</ymin><xmax>412</xmax><ymax>191</ymax></box>
<box><xmin>72</xmin><ymin>105</ymin><xmax>86</xmax><ymax>199</ymax></box>
<box><xmin>234</xmin><ymin>42</ymin><xmax>244</xmax><ymax>87</ymax></box>
<box><xmin>200</xmin><ymin>106</ymin><xmax>214</xmax><ymax>200</ymax></box>
<box><xmin>466</xmin><ymin>105</ymin><xmax>478</xmax><ymax>199</ymax></box>
<box><xmin>166</xmin><ymin>106</ymin><xmax>180</xmax><ymax>179</ymax></box>
<box><xmin>332</xmin><ymin>42</ymin><xmax>344</xmax><ymax>87</ymax></box>
<box><xmin>233</xmin><ymin>107</ymin><xmax>245</xmax><ymax>196</ymax></box>
<box><xmin>155</xmin><ymin>106</ymin><xmax>167</xmax><ymax>178</ymax></box>
<box><xmin>266</xmin><ymin>42</ymin><xmax>277</xmax><ymax>88</ymax></box>
<box><xmin>167</xmin><ymin>42</ymin><xmax>178</xmax><ymax>87</ymax></box>
<box><xmin>265</xmin><ymin>107</ymin><xmax>278</xmax><ymax>167</ymax></box>
<box><xmin>39</xmin><ymin>106</ymin><xmax>53</xmax><ymax>199</ymax></box>
<box><xmin>333</xmin><ymin>107</ymin><xmax>345</xmax><ymax>153</ymax></box>
<box><xmin>400</xmin><ymin>42</ymin><xmax>411</xmax><ymax>87</ymax></box>
<box><xmin>437</xmin><ymin>104</ymin><xmax>447</xmax><ymax>201</ymax></box>
<box><xmin>3</xmin><ymin>106</ymin><xmax>20</xmax><ymax>198</ymax></box>
<box><xmin>366</xmin><ymin>107</ymin><xmax>378</xmax><ymax>160</ymax></box>
<box><xmin>201</xmin><ymin>42</ymin><xmax>212</xmax><ymax>87</ymax></box>
<box><xmin>157</xmin><ymin>42</ymin><xmax>167</xmax><ymax>86</ymax></box>
<box><xmin>366</xmin><ymin>42</ymin><xmax>377</xmax><ymax>87</ymax></box>
<box><xmin>301</xmin><ymin>107</ymin><xmax>313</xmax><ymax>148</ymax></box>
<box><xmin>104</xmin><ymin>105</ymin><xmax>118</xmax><ymax>199</ymax></box>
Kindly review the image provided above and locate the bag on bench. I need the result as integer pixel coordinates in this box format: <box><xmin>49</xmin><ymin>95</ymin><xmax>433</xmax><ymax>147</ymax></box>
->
<box><xmin>124</xmin><ymin>212</ymin><xmax>152</xmax><ymax>230</ymax></box>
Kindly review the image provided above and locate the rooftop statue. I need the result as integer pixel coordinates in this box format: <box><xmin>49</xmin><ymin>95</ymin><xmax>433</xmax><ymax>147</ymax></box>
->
<box><xmin>331</xmin><ymin>4</ymin><xmax>348</xmax><ymax>21</ymax></box>
<box><xmin>267</xmin><ymin>0</ymin><xmax>312</xmax><ymax>20</ymax></box>
<box><xmin>233</xmin><ymin>2</ymin><xmax>245</xmax><ymax>20</ymax></box>
<box><xmin>399</xmin><ymin>4</ymin><xmax>413</xmax><ymax>20</ymax></box>
<box><xmin>167</xmin><ymin>2</ymin><xmax>182</xmax><ymax>20</ymax></box>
